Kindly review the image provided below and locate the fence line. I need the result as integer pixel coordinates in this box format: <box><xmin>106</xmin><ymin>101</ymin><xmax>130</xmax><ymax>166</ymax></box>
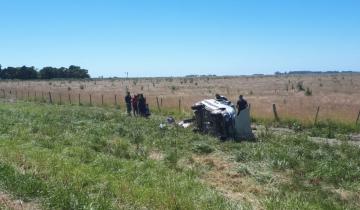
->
<box><xmin>1</xmin><ymin>88</ymin><xmax>360</xmax><ymax>125</ymax></box>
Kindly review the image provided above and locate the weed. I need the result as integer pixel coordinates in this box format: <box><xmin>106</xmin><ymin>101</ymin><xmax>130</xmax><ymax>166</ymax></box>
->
<box><xmin>192</xmin><ymin>142</ymin><xmax>214</xmax><ymax>154</ymax></box>
<box><xmin>237</xmin><ymin>165</ymin><xmax>251</xmax><ymax>176</ymax></box>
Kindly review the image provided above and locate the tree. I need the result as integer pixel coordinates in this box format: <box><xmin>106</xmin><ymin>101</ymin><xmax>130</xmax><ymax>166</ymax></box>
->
<box><xmin>1</xmin><ymin>65</ymin><xmax>90</xmax><ymax>80</ymax></box>
<box><xmin>17</xmin><ymin>66</ymin><xmax>38</xmax><ymax>79</ymax></box>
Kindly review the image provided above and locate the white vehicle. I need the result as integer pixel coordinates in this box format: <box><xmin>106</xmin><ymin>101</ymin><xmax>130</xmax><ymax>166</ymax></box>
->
<box><xmin>191</xmin><ymin>97</ymin><xmax>254</xmax><ymax>140</ymax></box>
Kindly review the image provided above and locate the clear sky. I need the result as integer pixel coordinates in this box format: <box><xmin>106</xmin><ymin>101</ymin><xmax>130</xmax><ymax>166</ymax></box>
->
<box><xmin>0</xmin><ymin>0</ymin><xmax>359</xmax><ymax>77</ymax></box>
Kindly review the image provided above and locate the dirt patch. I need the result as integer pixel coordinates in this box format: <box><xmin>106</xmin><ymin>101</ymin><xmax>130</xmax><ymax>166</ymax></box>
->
<box><xmin>309</xmin><ymin>136</ymin><xmax>360</xmax><ymax>147</ymax></box>
<box><xmin>191</xmin><ymin>153</ymin><xmax>267</xmax><ymax>209</ymax></box>
<box><xmin>148</xmin><ymin>150</ymin><xmax>164</xmax><ymax>161</ymax></box>
<box><xmin>330</xmin><ymin>188</ymin><xmax>360</xmax><ymax>207</ymax></box>
<box><xmin>0</xmin><ymin>192</ymin><xmax>40</xmax><ymax>210</ymax></box>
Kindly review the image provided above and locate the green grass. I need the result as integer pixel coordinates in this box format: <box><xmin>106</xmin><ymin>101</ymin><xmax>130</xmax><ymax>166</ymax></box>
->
<box><xmin>0</xmin><ymin>102</ymin><xmax>235</xmax><ymax>209</ymax></box>
<box><xmin>252</xmin><ymin>116</ymin><xmax>360</xmax><ymax>138</ymax></box>
<box><xmin>0</xmin><ymin>102</ymin><xmax>360</xmax><ymax>209</ymax></box>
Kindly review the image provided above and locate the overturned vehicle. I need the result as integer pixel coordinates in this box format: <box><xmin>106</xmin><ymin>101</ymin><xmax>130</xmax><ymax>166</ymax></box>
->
<box><xmin>191</xmin><ymin>98</ymin><xmax>255</xmax><ymax>140</ymax></box>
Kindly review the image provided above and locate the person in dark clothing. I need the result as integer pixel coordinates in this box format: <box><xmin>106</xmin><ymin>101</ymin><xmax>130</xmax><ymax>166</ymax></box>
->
<box><xmin>236</xmin><ymin>95</ymin><xmax>248</xmax><ymax>115</ymax></box>
<box><xmin>125</xmin><ymin>92</ymin><xmax>132</xmax><ymax>116</ymax></box>
<box><xmin>132</xmin><ymin>94</ymin><xmax>138</xmax><ymax>116</ymax></box>
<box><xmin>138</xmin><ymin>94</ymin><xmax>146</xmax><ymax>117</ymax></box>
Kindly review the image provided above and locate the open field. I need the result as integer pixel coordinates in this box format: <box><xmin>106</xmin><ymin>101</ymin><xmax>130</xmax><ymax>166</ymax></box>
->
<box><xmin>1</xmin><ymin>74</ymin><xmax>360</xmax><ymax>124</ymax></box>
<box><xmin>1</xmin><ymin>101</ymin><xmax>360</xmax><ymax>209</ymax></box>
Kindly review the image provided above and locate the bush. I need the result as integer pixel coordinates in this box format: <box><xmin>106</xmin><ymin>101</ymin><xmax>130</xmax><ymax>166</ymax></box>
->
<box><xmin>296</xmin><ymin>81</ymin><xmax>305</xmax><ymax>91</ymax></box>
<box><xmin>305</xmin><ymin>87</ymin><xmax>312</xmax><ymax>96</ymax></box>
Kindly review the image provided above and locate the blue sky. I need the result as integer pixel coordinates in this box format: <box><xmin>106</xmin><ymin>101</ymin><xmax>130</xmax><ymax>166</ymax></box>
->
<box><xmin>0</xmin><ymin>0</ymin><xmax>359</xmax><ymax>77</ymax></box>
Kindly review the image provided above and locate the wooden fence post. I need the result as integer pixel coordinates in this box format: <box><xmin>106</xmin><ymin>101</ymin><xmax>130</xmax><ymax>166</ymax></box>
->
<box><xmin>68</xmin><ymin>94</ymin><xmax>72</xmax><ymax>105</ymax></box>
<box><xmin>114</xmin><ymin>95</ymin><xmax>117</xmax><ymax>106</ymax></box>
<box><xmin>160</xmin><ymin>98</ymin><xmax>163</xmax><ymax>107</ymax></box>
<box><xmin>27</xmin><ymin>91</ymin><xmax>30</xmax><ymax>101</ymax></box>
<box><xmin>156</xmin><ymin>97</ymin><xmax>161</xmax><ymax>112</ymax></box>
<box><xmin>101</xmin><ymin>95</ymin><xmax>104</xmax><ymax>106</ymax></box>
<box><xmin>89</xmin><ymin>94</ymin><xmax>92</xmax><ymax>106</ymax></box>
<box><xmin>248</xmin><ymin>103</ymin><xmax>251</xmax><ymax>111</ymax></box>
<box><xmin>34</xmin><ymin>91</ymin><xmax>37</xmax><ymax>102</ymax></box>
<box><xmin>356</xmin><ymin>110</ymin><xmax>360</xmax><ymax>125</ymax></box>
<box><xmin>78</xmin><ymin>94</ymin><xmax>81</xmax><ymax>105</ymax></box>
<box><xmin>48</xmin><ymin>92</ymin><xmax>53</xmax><ymax>104</ymax></box>
<box><xmin>178</xmin><ymin>98</ymin><xmax>181</xmax><ymax>112</ymax></box>
<box><xmin>272</xmin><ymin>104</ymin><xmax>279</xmax><ymax>121</ymax></box>
<box><xmin>314</xmin><ymin>106</ymin><xmax>320</xmax><ymax>124</ymax></box>
<box><xmin>59</xmin><ymin>93</ymin><xmax>62</xmax><ymax>105</ymax></box>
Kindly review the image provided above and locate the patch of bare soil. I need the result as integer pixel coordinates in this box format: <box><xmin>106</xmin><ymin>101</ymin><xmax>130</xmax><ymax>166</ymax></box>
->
<box><xmin>191</xmin><ymin>153</ymin><xmax>266</xmax><ymax>209</ymax></box>
<box><xmin>148</xmin><ymin>150</ymin><xmax>164</xmax><ymax>161</ymax></box>
<box><xmin>332</xmin><ymin>189</ymin><xmax>360</xmax><ymax>202</ymax></box>
<box><xmin>309</xmin><ymin>136</ymin><xmax>360</xmax><ymax>147</ymax></box>
<box><xmin>0</xmin><ymin>192</ymin><xmax>40</xmax><ymax>210</ymax></box>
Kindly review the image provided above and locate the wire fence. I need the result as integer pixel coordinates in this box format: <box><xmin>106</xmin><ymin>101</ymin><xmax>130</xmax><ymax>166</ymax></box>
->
<box><xmin>1</xmin><ymin>88</ymin><xmax>360</xmax><ymax>125</ymax></box>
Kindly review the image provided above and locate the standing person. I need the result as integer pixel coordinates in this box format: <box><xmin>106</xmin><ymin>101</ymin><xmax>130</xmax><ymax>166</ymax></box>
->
<box><xmin>236</xmin><ymin>95</ymin><xmax>248</xmax><ymax>116</ymax></box>
<box><xmin>132</xmin><ymin>94</ymin><xmax>138</xmax><ymax>116</ymax></box>
<box><xmin>138</xmin><ymin>94</ymin><xmax>146</xmax><ymax>117</ymax></box>
<box><xmin>125</xmin><ymin>92</ymin><xmax>132</xmax><ymax>116</ymax></box>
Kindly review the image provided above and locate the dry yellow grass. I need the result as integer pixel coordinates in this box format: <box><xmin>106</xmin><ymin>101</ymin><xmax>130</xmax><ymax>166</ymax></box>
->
<box><xmin>1</xmin><ymin>74</ymin><xmax>360</xmax><ymax>123</ymax></box>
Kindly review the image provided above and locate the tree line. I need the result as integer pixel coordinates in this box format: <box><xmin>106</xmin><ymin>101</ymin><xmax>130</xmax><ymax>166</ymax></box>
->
<box><xmin>0</xmin><ymin>65</ymin><xmax>90</xmax><ymax>80</ymax></box>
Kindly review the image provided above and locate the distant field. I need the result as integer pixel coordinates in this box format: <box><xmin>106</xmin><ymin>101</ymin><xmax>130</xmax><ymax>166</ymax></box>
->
<box><xmin>1</xmin><ymin>74</ymin><xmax>360</xmax><ymax>123</ymax></box>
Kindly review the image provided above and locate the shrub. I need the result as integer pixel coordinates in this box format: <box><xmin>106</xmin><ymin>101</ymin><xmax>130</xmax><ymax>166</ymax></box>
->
<box><xmin>305</xmin><ymin>87</ymin><xmax>312</xmax><ymax>96</ymax></box>
<box><xmin>296</xmin><ymin>81</ymin><xmax>305</xmax><ymax>91</ymax></box>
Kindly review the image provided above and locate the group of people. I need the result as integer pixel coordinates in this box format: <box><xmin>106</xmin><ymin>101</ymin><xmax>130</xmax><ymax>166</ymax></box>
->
<box><xmin>125</xmin><ymin>92</ymin><xmax>150</xmax><ymax>117</ymax></box>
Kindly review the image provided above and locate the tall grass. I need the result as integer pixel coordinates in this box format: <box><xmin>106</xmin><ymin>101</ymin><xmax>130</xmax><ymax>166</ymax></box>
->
<box><xmin>0</xmin><ymin>102</ymin><xmax>238</xmax><ymax>209</ymax></box>
<box><xmin>1</xmin><ymin>102</ymin><xmax>360</xmax><ymax>209</ymax></box>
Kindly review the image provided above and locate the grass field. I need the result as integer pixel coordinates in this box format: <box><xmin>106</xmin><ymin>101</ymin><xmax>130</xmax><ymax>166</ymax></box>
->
<box><xmin>1</xmin><ymin>101</ymin><xmax>360</xmax><ymax>209</ymax></box>
<box><xmin>1</xmin><ymin>74</ymin><xmax>360</xmax><ymax>124</ymax></box>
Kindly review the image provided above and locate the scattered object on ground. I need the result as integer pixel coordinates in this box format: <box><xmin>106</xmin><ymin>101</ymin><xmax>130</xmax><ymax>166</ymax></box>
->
<box><xmin>178</xmin><ymin>118</ymin><xmax>194</xmax><ymax>128</ymax></box>
<box><xmin>350</xmin><ymin>134</ymin><xmax>360</xmax><ymax>141</ymax></box>
<box><xmin>166</xmin><ymin>116</ymin><xmax>175</xmax><ymax>124</ymax></box>
<box><xmin>178</xmin><ymin>121</ymin><xmax>192</xmax><ymax>128</ymax></box>
<box><xmin>159</xmin><ymin>123</ymin><xmax>166</xmax><ymax>129</ymax></box>
<box><xmin>191</xmin><ymin>97</ymin><xmax>255</xmax><ymax>140</ymax></box>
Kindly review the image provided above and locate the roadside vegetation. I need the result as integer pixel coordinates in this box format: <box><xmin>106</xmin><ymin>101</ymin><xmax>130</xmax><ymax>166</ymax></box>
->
<box><xmin>0</xmin><ymin>101</ymin><xmax>360</xmax><ymax>209</ymax></box>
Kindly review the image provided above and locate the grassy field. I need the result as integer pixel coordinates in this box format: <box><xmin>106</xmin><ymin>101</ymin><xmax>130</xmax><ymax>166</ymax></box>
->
<box><xmin>1</xmin><ymin>101</ymin><xmax>360</xmax><ymax>209</ymax></box>
<box><xmin>1</xmin><ymin>74</ymin><xmax>360</xmax><ymax>123</ymax></box>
